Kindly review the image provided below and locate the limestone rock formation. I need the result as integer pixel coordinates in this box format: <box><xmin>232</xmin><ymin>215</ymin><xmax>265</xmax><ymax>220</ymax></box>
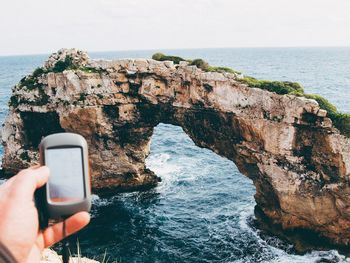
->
<box><xmin>1</xmin><ymin>49</ymin><xmax>350</xmax><ymax>246</ymax></box>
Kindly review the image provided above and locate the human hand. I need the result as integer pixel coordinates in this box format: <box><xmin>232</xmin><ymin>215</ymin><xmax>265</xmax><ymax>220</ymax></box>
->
<box><xmin>0</xmin><ymin>165</ymin><xmax>90</xmax><ymax>263</ymax></box>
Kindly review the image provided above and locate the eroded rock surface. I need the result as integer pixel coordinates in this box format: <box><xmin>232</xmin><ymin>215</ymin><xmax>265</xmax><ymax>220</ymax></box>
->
<box><xmin>1</xmin><ymin>49</ymin><xmax>350</xmax><ymax>246</ymax></box>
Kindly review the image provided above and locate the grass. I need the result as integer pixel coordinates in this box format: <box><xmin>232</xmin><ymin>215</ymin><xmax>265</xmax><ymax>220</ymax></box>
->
<box><xmin>152</xmin><ymin>52</ymin><xmax>350</xmax><ymax>138</ymax></box>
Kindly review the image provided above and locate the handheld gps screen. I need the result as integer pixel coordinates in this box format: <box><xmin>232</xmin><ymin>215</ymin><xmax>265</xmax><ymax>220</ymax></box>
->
<box><xmin>45</xmin><ymin>147</ymin><xmax>85</xmax><ymax>203</ymax></box>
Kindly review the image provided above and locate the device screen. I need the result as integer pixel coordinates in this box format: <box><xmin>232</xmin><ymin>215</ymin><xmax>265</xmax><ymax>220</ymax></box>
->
<box><xmin>45</xmin><ymin>147</ymin><xmax>85</xmax><ymax>203</ymax></box>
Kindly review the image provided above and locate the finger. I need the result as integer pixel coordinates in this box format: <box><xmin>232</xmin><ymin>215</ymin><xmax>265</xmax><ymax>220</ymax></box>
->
<box><xmin>0</xmin><ymin>164</ymin><xmax>41</xmax><ymax>191</ymax></box>
<box><xmin>28</xmin><ymin>163</ymin><xmax>40</xmax><ymax>169</ymax></box>
<box><xmin>41</xmin><ymin>212</ymin><xmax>90</xmax><ymax>248</ymax></box>
<box><xmin>13</xmin><ymin>166</ymin><xmax>50</xmax><ymax>198</ymax></box>
<box><xmin>0</xmin><ymin>173</ymin><xmax>25</xmax><ymax>195</ymax></box>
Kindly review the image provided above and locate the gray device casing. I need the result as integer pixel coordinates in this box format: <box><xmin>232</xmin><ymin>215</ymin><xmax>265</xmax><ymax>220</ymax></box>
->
<box><xmin>39</xmin><ymin>133</ymin><xmax>91</xmax><ymax>220</ymax></box>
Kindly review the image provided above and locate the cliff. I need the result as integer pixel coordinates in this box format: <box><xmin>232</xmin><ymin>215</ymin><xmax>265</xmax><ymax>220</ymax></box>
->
<box><xmin>1</xmin><ymin>49</ymin><xmax>350</xmax><ymax>247</ymax></box>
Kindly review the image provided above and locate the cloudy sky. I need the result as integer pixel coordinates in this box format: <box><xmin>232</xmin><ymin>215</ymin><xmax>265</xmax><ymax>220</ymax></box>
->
<box><xmin>1</xmin><ymin>0</ymin><xmax>350</xmax><ymax>56</ymax></box>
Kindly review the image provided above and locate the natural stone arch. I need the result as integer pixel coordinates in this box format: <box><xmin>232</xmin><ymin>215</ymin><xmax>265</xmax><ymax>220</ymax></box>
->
<box><xmin>1</xmin><ymin>49</ymin><xmax>350</xmax><ymax>246</ymax></box>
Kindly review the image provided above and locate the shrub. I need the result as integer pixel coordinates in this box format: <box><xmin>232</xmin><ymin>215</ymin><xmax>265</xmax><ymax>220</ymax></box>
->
<box><xmin>32</xmin><ymin>67</ymin><xmax>47</xmax><ymax>78</ymax></box>
<box><xmin>152</xmin><ymin>53</ymin><xmax>165</xmax><ymax>61</ymax></box>
<box><xmin>37</xmin><ymin>91</ymin><xmax>50</xmax><ymax>105</ymax></box>
<box><xmin>152</xmin><ymin>53</ymin><xmax>186</xmax><ymax>64</ymax></box>
<box><xmin>302</xmin><ymin>94</ymin><xmax>350</xmax><ymax>137</ymax></box>
<box><xmin>241</xmin><ymin>76</ymin><xmax>304</xmax><ymax>95</ymax></box>
<box><xmin>18</xmin><ymin>67</ymin><xmax>48</xmax><ymax>90</ymax></box>
<box><xmin>152</xmin><ymin>53</ymin><xmax>241</xmax><ymax>75</ymax></box>
<box><xmin>190</xmin><ymin>59</ymin><xmax>209</xmax><ymax>71</ymax></box>
<box><xmin>48</xmin><ymin>56</ymin><xmax>107</xmax><ymax>74</ymax></box>
<box><xmin>304</xmin><ymin>94</ymin><xmax>337</xmax><ymax>114</ymax></box>
<box><xmin>9</xmin><ymin>95</ymin><xmax>19</xmax><ymax>107</ymax></box>
<box><xmin>329</xmin><ymin>112</ymin><xmax>350</xmax><ymax>137</ymax></box>
<box><xmin>51</xmin><ymin>55</ymin><xmax>77</xmax><ymax>72</ymax></box>
<box><xmin>19</xmin><ymin>75</ymin><xmax>37</xmax><ymax>89</ymax></box>
<box><xmin>207</xmin><ymin>66</ymin><xmax>240</xmax><ymax>74</ymax></box>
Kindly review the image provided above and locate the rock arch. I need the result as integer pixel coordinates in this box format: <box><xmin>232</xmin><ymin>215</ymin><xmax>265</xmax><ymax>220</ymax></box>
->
<box><xmin>1</xmin><ymin>49</ymin><xmax>350</xmax><ymax>246</ymax></box>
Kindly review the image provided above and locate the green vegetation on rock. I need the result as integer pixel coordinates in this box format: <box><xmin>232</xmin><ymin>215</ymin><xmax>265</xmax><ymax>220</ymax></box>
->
<box><xmin>19</xmin><ymin>75</ymin><xmax>41</xmax><ymax>90</ymax></box>
<box><xmin>152</xmin><ymin>52</ymin><xmax>350</xmax><ymax>137</ymax></box>
<box><xmin>11</xmin><ymin>55</ymin><xmax>106</xmax><ymax>108</ymax></box>
<box><xmin>9</xmin><ymin>52</ymin><xmax>350</xmax><ymax>138</ymax></box>
<box><xmin>52</xmin><ymin>56</ymin><xmax>76</xmax><ymax>72</ymax></box>
<box><xmin>241</xmin><ymin>76</ymin><xmax>304</xmax><ymax>95</ymax></box>
<box><xmin>9</xmin><ymin>95</ymin><xmax>19</xmax><ymax>107</ymax></box>
<box><xmin>242</xmin><ymin>77</ymin><xmax>350</xmax><ymax>137</ymax></box>
<box><xmin>304</xmin><ymin>94</ymin><xmax>350</xmax><ymax>137</ymax></box>
<box><xmin>304</xmin><ymin>94</ymin><xmax>337</xmax><ymax>114</ymax></box>
<box><xmin>19</xmin><ymin>55</ymin><xmax>104</xmax><ymax>89</ymax></box>
<box><xmin>152</xmin><ymin>53</ymin><xmax>186</xmax><ymax>64</ymax></box>
<box><xmin>207</xmin><ymin>66</ymin><xmax>240</xmax><ymax>74</ymax></box>
<box><xmin>51</xmin><ymin>55</ymin><xmax>104</xmax><ymax>73</ymax></box>
<box><xmin>152</xmin><ymin>53</ymin><xmax>240</xmax><ymax>74</ymax></box>
<box><xmin>190</xmin><ymin>59</ymin><xmax>209</xmax><ymax>70</ymax></box>
<box><xmin>330</xmin><ymin>113</ymin><xmax>350</xmax><ymax>137</ymax></box>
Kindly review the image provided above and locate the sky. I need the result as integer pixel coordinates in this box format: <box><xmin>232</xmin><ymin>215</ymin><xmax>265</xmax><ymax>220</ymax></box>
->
<box><xmin>1</xmin><ymin>0</ymin><xmax>350</xmax><ymax>56</ymax></box>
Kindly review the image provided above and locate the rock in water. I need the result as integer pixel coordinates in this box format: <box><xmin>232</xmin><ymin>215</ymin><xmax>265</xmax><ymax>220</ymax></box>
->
<box><xmin>2</xmin><ymin>49</ymin><xmax>350</xmax><ymax>246</ymax></box>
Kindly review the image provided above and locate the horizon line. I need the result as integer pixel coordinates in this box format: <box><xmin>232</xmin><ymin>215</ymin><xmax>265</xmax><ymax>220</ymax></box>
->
<box><xmin>1</xmin><ymin>45</ymin><xmax>350</xmax><ymax>58</ymax></box>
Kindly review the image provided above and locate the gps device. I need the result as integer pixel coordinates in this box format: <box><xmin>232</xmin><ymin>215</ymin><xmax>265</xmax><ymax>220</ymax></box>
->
<box><xmin>36</xmin><ymin>133</ymin><xmax>91</xmax><ymax>228</ymax></box>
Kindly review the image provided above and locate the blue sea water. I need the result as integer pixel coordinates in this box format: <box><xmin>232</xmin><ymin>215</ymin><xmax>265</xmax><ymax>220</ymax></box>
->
<box><xmin>1</xmin><ymin>48</ymin><xmax>350</xmax><ymax>262</ymax></box>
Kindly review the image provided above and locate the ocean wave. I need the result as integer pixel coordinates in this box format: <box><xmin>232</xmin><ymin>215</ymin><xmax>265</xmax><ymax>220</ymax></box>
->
<box><xmin>238</xmin><ymin>204</ymin><xmax>350</xmax><ymax>263</ymax></box>
<box><xmin>91</xmin><ymin>194</ymin><xmax>116</xmax><ymax>207</ymax></box>
<box><xmin>146</xmin><ymin>153</ymin><xmax>181</xmax><ymax>192</ymax></box>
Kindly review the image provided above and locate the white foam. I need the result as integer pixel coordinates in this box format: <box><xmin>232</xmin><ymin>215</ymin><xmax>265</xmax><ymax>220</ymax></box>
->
<box><xmin>91</xmin><ymin>194</ymin><xmax>115</xmax><ymax>207</ymax></box>
<box><xmin>238</xmin><ymin>205</ymin><xmax>350</xmax><ymax>263</ymax></box>
<box><xmin>146</xmin><ymin>153</ymin><xmax>177</xmax><ymax>175</ymax></box>
<box><xmin>146</xmin><ymin>153</ymin><xmax>181</xmax><ymax>192</ymax></box>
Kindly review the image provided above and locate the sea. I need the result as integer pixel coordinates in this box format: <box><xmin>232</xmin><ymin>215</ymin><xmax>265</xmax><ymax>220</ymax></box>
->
<box><xmin>0</xmin><ymin>48</ymin><xmax>350</xmax><ymax>263</ymax></box>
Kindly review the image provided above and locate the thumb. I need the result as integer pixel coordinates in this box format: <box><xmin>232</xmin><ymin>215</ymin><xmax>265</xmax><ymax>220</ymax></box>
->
<box><xmin>14</xmin><ymin>166</ymin><xmax>50</xmax><ymax>199</ymax></box>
